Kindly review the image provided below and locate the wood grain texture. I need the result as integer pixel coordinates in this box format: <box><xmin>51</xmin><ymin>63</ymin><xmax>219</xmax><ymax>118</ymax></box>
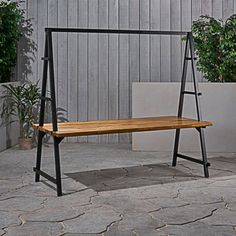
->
<box><xmin>32</xmin><ymin>116</ymin><xmax>213</xmax><ymax>137</ymax></box>
<box><xmin>98</xmin><ymin>0</ymin><xmax>109</xmax><ymax>143</ymax></box>
<box><xmin>88</xmin><ymin>0</ymin><xmax>99</xmax><ymax>143</ymax></box>
<box><xmin>223</xmin><ymin>0</ymin><xmax>234</xmax><ymax>20</ymax></box>
<box><xmin>182</xmin><ymin>0</ymin><xmax>192</xmax><ymax>82</ymax></box>
<box><xmin>67</xmin><ymin>0</ymin><xmax>78</xmax><ymax>142</ymax></box>
<box><xmin>48</xmin><ymin>0</ymin><xmax>58</xmax><ymax>96</ymax></box>
<box><xmin>170</xmin><ymin>0</ymin><xmax>181</xmax><ymax>82</ymax></box>
<box><xmin>201</xmin><ymin>0</ymin><xmax>212</xmax><ymax>16</ymax></box>
<box><xmin>140</xmin><ymin>0</ymin><xmax>150</xmax><ymax>82</ymax></box>
<box><xmin>77</xmin><ymin>0</ymin><xmax>88</xmax><ymax>143</ymax></box>
<box><xmin>129</xmin><ymin>0</ymin><xmax>140</xmax><ymax>115</ymax></box>
<box><xmin>118</xmin><ymin>0</ymin><xmax>130</xmax><ymax>143</ymax></box>
<box><xmin>150</xmin><ymin>0</ymin><xmax>161</xmax><ymax>82</ymax></box>
<box><xmin>160</xmin><ymin>0</ymin><xmax>171</xmax><ymax>82</ymax></box>
<box><xmin>108</xmin><ymin>0</ymin><xmax>119</xmax><ymax>143</ymax></box>
<box><xmin>213</xmin><ymin>0</ymin><xmax>222</xmax><ymax>19</ymax></box>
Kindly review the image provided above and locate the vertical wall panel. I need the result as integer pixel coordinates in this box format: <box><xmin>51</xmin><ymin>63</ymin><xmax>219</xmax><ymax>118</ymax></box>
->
<box><xmin>98</xmin><ymin>0</ymin><xmax>109</xmax><ymax>143</ymax></box>
<box><xmin>24</xmin><ymin>0</ymin><xmax>39</xmax><ymax>82</ymax></box>
<box><xmin>77</xmin><ymin>0</ymin><xmax>88</xmax><ymax>143</ymax></box>
<box><xmin>192</xmin><ymin>0</ymin><xmax>201</xmax><ymax>20</ymax></box>
<box><xmin>129</xmin><ymin>0</ymin><xmax>140</xmax><ymax>116</ymax></box>
<box><xmin>119</xmin><ymin>0</ymin><xmax>130</xmax><ymax>143</ymax></box>
<box><xmin>108</xmin><ymin>0</ymin><xmax>119</xmax><ymax>143</ymax></box>
<box><xmin>140</xmin><ymin>0</ymin><xmax>150</xmax><ymax>82</ymax></box>
<box><xmin>37</xmin><ymin>0</ymin><xmax>48</xmax><ymax>85</ymax></box>
<box><xmin>57</xmin><ymin>0</ymin><xmax>68</xmax><ymax>123</ymax></box>
<box><xmin>17</xmin><ymin>0</ymin><xmax>27</xmax><ymax>81</ymax></box>
<box><xmin>223</xmin><ymin>0</ymin><xmax>234</xmax><ymax>20</ymax></box>
<box><xmin>213</xmin><ymin>0</ymin><xmax>223</xmax><ymax>19</ymax></box>
<box><xmin>182</xmin><ymin>0</ymin><xmax>192</xmax><ymax>82</ymax></box>
<box><xmin>192</xmin><ymin>0</ymin><xmax>203</xmax><ymax>82</ymax></box>
<box><xmin>67</xmin><ymin>0</ymin><xmax>78</xmax><ymax>142</ymax></box>
<box><xmin>150</xmin><ymin>0</ymin><xmax>161</xmax><ymax>82</ymax></box>
<box><xmin>160</xmin><ymin>0</ymin><xmax>171</xmax><ymax>82</ymax></box>
<box><xmin>88</xmin><ymin>0</ymin><xmax>99</xmax><ymax>143</ymax></box>
<box><xmin>170</xmin><ymin>0</ymin><xmax>181</xmax><ymax>82</ymax></box>
<box><xmin>201</xmin><ymin>0</ymin><xmax>212</xmax><ymax>16</ymax></box>
<box><xmin>48</xmin><ymin>0</ymin><xmax>58</xmax><ymax>102</ymax></box>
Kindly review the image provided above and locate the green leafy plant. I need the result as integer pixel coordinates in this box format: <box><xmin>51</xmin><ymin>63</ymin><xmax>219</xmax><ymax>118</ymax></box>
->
<box><xmin>0</xmin><ymin>0</ymin><xmax>36</xmax><ymax>83</ymax></box>
<box><xmin>192</xmin><ymin>15</ymin><xmax>236</xmax><ymax>82</ymax></box>
<box><xmin>0</xmin><ymin>82</ymin><xmax>41</xmax><ymax>138</ymax></box>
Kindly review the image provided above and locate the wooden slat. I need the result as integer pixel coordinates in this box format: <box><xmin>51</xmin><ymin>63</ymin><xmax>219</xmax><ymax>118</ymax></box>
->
<box><xmin>68</xmin><ymin>0</ymin><xmax>78</xmax><ymax>142</ymax></box>
<box><xmin>160</xmin><ymin>0</ymin><xmax>171</xmax><ymax>82</ymax></box>
<box><xmin>150</xmin><ymin>0</ymin><xmax>161</xmax><ymax>82</ymax></box>
<box><xmin>78</xmin><ymin>0</ymin><xmax>88</xmax><ymax>143</ymax></box>
<box><xmin>140</xmin><ymin>0</ymin><xmax>150</xmax><ymax>82</ymax></box>
<box><xmin>201</xmin><ymin>0</ymin><xmax>212</xmax><ymax>16</ymax></box>
<box><xmin>108</xmin><ymin>0</ymin><xmax>119</xmax><ymax>143</ymax></box>
<box><xmin>88</xmin><ymin>0</ymin><xmax>99</xmax><ymax>143</ymax></box>
<box><xmin>223</xmin><ymin>0</ymin><xmax>234</xmax><ymax>20</ymax></box>
<box><xmin>129</xmin><ymin>0</ymin><xmax>140</xmax><ymax>114</ymax></box>
<box><xmin>192</xmin><ymin>0</ymin><xmax>203</xmax><ymax>82</ymax></box>
<box><xmin>98</xmin><ymin>0</ymin><xmax>109</xmax><ymax>143</ymax></box>
<box><xmin>119</xmin><ymin>0</ymin><xmax>130</xmax><ymax>143</ymax></box>
<box><xmin>213</xmin><ymin>0</ymin><xmax>222</xmax><ymax>19</ymax></box>
<box><xmin>32</xmin><ymin>116</ymin><xmax>212</xmax><ymax>137</ymax></box>
<box><xmin>170</xmin><ymin>0</ymin><xmax>181</xmax><ymax>82</ymax></box>
<box><xmin>58</xmin><ymin>0</ymin><xmax>68</xmax><ymax>119</ymax></box>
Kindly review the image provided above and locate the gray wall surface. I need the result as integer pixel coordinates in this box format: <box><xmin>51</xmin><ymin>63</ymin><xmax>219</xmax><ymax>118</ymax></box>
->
<box><xmin>20</xmin><ymin>0</ymin><xmax>236</xmax><ymax>144</ymax></box>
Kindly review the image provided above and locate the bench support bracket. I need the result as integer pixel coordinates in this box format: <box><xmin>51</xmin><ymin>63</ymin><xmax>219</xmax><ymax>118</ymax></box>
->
<box><xmin>172</xmin><ymin>32</ymin><xmax>210</xmax><ymax>177</ymax></box>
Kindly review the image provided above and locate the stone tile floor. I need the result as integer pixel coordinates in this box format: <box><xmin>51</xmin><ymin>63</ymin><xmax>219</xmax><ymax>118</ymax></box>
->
<box><xmin>0</xmin><ymin>143</ymin><xmax>236</xmax><ymax>236</ymax></box>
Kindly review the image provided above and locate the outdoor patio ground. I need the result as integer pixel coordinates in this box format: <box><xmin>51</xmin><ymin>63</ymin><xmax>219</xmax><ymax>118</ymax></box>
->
<box><xmin>0</xmin><ymin>143</ymin><xmax>236</xmax><ymax>236</ymax></box>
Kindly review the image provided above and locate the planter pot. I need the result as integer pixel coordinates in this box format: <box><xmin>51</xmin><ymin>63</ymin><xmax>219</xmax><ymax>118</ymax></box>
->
<box><xmin>132</xmin><ymin>82</ymin><xmax>236</xmax><ymax>153</ymax></box>
<box><xmin>0</xmin><ymin>82</ymin><xmax>19</xmax><ymax>151</ymax></box>
<box><xmin>18</xmin><ymin>137</ymin><xmax>33</xmax><ymax>150</ymax></box>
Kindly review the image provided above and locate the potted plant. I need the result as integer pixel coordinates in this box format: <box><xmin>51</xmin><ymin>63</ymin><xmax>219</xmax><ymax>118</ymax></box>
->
<box><xmin>1</xmin><ymin>82</ymin><xmax>40</xmax><ymax>150</ymax></box>
<box><xmin>192</xmin><ymin>14</ymin><xmax>236</xmax><ymax>82</ymax></box>
<box><xmin>0</xmin><ymin>0</ymin><xmax>36</xmax><ymax>151</ymax></box>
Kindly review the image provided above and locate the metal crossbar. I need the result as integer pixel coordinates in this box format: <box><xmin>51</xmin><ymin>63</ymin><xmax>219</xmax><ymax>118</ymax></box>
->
<box><xmin>46</xmin><ymin>27</ymin><xmax>188</xmax><ymax>35</ymax></box>
<box><xmin>33</xmin><ymin>29</ymin><xmax>211</xmax><ymax>196</ymax></box>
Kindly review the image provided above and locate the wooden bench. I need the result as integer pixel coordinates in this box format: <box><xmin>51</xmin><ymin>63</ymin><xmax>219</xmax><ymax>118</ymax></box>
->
<box><xmin>33</xmin><ymin>28</ymin><xmax>213</xmax><ymax>196</ymax></box>
<box><xmin>33</xmin><ymin>116</ymin><xmax>212</xmax><ymax>137</ymax></box>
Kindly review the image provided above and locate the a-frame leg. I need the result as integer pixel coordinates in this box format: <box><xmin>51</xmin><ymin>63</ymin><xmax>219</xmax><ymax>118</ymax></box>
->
<box><xmin>172</xmin><ymin>32</ymin><xmax>210</xmax><ymax>177</ymax></box>
<box><xmin>53</xmin><ymin>137</ymin><xmax>63</xmax><ymax>196</ymax></box>
<box><xmin>172</xmin><ymin>129</ymin><xmax>180</xmax><ymax>167</ymax></box>
<box><xmin>172</xmin><ymin>33</ymin><xmax>189</xmax><ymax>167</ymax></box>
<box><xmin>35</xmin><ymin>33</ymin><xmax>48</xmax><ymax>182</ymax></box>
<box><xmin>198</xmin><ymin>128</ymin><xmax>209</xmax><ymax>177</ymax></box>
<box><xmin>35</xmin><ymin>131</ymin><xmax>45</xmax><ymax>182</ymax></box>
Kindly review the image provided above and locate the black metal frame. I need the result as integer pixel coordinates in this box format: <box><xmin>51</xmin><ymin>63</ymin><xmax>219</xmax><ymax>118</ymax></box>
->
<box><xmin>34</xmin><ymin>28</ymin><xmax>210</xmax><ymax>196</ymax></box>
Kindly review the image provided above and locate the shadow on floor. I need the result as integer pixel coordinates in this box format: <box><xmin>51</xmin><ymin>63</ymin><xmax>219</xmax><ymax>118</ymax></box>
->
<box><xmin>65</xmin><ymin>155</ymin><xmax>236</xmax><ymax>192</ymax></box>
<box><xmin>65</xmin><ymin>163</ymin><xmax>200</xmax><ymax>192</ymax></box>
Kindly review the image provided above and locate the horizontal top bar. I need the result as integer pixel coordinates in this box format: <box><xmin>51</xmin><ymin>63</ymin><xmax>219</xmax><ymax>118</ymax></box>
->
<box><xmin>45</xmin><ymin>28</ymin><xmax>189</xmax><ymax>35</ymax></box>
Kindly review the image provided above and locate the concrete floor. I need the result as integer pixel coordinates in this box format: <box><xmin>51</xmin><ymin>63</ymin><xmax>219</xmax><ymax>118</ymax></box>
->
<box><xmin>0</xmin><ymin>143</ymin><xmax>236</xmax><ymax>236</ymax></box>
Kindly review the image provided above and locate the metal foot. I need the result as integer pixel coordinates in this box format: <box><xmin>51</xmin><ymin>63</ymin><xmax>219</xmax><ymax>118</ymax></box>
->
<box><xmin>172</xmin><ymin>129</ymin><xmax>180</xmax><ymax>166</ymax></box>
<box><xmin>54</xmin><ymin>137</ymin><xmax>63</xmax><ymax>196</ymax></box>
<box><xmin>35</xmin><ymin>131</ymin><xmax>45</xmax><ymax>182</ymax></box>
<box><xmin>199</xmin><ymin>128</ymin><xmax>209</xmax><ymax>178</ymax></box>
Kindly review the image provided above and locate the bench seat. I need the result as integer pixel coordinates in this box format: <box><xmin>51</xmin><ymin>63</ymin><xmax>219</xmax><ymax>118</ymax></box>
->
<box><xmin>32</xmin><ymin>116</ymin><xmax>212</xmax><ymax>138</ymax></box>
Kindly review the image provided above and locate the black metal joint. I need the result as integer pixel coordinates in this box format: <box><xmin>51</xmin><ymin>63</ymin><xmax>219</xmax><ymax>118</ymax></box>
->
<box><xmin>54</xmin><ymin>137</ymin><xmax>64</xmax><ymax>144</ymax></box>
<box><xmin>40</xmin><ymin>96</ymin><xmax>52</xmax><ymax>101</ymax></box>
<box><xmin>41</xmin><ymin>57</ymin><xmax>50</xmax><ymax>61</ymax></box>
